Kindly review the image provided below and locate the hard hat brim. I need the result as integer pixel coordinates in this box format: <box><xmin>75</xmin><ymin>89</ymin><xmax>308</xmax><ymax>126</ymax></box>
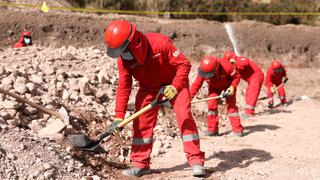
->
<box><xmin>106</xmin><ymin>39</ymin><xmax>130</xmax><ymax>58</ymax></box>
<box><xmin>273</xmin><ymin>67</ymin><xmax>283</xmax><ymax>73</ymax></box>
<box><xmin>198</xmin><ymin>68</ymin><xmax>214</xmax><ymax>78</ymax></box>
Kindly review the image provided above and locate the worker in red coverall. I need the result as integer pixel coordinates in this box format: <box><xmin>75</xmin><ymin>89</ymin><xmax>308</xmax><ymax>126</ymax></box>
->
<box><xmin>265</xmin><ymin>60</ymin><xmax>288</xmax><ymax>108</ymax></box>
<box><xmin>104</xmin><ymin>20</ymin><xmax>205</xmax><ymax>177</ymax></box>
<box><xmin>224</xmin><ymin>52</ymin><xmax>264</xmax><ymax>118</ymax></box>
<box><xmin>14</xmin><ymin>31</ymin><xmax>32</xmax><ymax>48</ymax></box>
<box><xmin>190</xmin><ymin>56</ymin><xmax>244</xmax><ymax>137</ymax></box>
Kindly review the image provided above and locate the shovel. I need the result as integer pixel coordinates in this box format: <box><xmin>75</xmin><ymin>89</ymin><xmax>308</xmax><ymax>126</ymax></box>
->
<box><xmin>69</xmin><ymin>87</ymin><xmax>169</xmax><ymax>153</ymax></box>
<box><xmin>0</xmin><ymin>87</ymin><xmax>69</xmax><ymax>123</ymax></box>
<box><xmin>258</xmin><ymin>78</ymin><xmax>288</xmax><ymax>101</ymax></box>
<box><xmin>191</xmin><ymin>90</ymin><xmax>225</xmax><ymax>104</ymax></box>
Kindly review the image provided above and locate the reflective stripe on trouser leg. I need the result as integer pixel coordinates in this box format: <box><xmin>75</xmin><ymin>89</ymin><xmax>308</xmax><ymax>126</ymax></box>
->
<box><xmin>172</xmin><ymin>87</ymin><xmax>205</xmax><ymax>166</ymax></box>
<box><xmin>279</xmin><ymin>96</ymin><xmax>287</xmax><ymax>103</ymax></box>
<box><xmin>277</xmin><ymin>85</ymin><xmax>286</xmax><ymax>102</ymax></box>
<box><xmin>182</xmin><ymin>134</ymin><xmax>200</xmax><ymax>142</ymax></box>
<box><xmin>245</xmin><ymin>73</ymin><xmax>263</xmax><ymax>114</ymax></box>
<box><xmin>246</xmin><ymin>105</ymin><xmax>255</xmax><ymax>110</ymax></box>
<box><xmin>133</xmin><ymin>137</ymin><xmax>153</xmax><ymax>145</ymax></box>
<box><xmin>226</xmin><ymin>94</ymin><xmax>243</xmax><ymax>132</ymax></box>
<box><xmin>228</xmin><ymin>112</ymin><xmax>239</xmax><ymax>117</ymax></box>
<box><xmin>279</xmin><ymin>96</ymin><xmax>285</xmax><ymax>100</ymax></box>
<box><xmin>245</xmin><ymin>104</ymin><xmax>255</xmax><ymax>115</ymax></box>
<box><xmin>207</xmin><ymin>110</ymin><xmax>219</xmax><ymax>133</ymax></box>
<box><xmin>228</xmin><ymin>112</ymin><xmax>243</xmax><ymax>132</ymax></box>
<box><xmin>131</xmin><ymin>90</ymin><xmax>159</xmax><ymax>169</ymax></box>
<box><xmin>266</xmin><ymin>86</ymin><xmax>274</xmax><ymax>104</ymax></box>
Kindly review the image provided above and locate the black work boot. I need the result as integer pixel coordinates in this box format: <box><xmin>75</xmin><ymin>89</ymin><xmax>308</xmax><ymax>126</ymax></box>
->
<box><xmin>267</xmin><ymin>102</ymin><xmax>274</xmax><ymax>109</ymax></box>
<box><xmin>191</xmin><ymin>164</ymin><xmax>206</xmax><ymax>177</ymax></box>
<box><xmin>122</xmin><ymin>167</ymin><xmax>151</xmax><ymax>177</ymax></box>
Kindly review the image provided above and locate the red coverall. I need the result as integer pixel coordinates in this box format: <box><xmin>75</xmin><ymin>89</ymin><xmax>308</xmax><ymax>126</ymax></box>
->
<box><xmin>14</xmin><ymin>31</ymin><xmax>32</xmax><ymax>48</ymax></box>
<box><xmin>265</xmin><ymin>63</ymin><xmax>287</xmax><ymax>105</ymax></box>
<box><xmin>115</xmin><ymin>32</ymin><xmax>204</xmax><ymax>169</ymax></box>
<box><xmin>234</xmin><ymin>56</ymin><xmax>264</xmax><ymax>115</ymax></box>
<box><xmin>190</xmin><ymin>58</ymin><xmax>243</xmax><ymax>133</ymax></box>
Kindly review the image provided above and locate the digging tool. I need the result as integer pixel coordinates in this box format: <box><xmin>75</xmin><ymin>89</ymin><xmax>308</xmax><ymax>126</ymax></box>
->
<box><xmin>191</xmin><ymin>90</ymin><xmax>225</xmax><ymax>104</ymax></box>
<box><xmin>0</xmin><ymin>87</ymin><xmax>69</xmax><ymax>122</ymax></box>
<box><xmin>258</xmin><ymin>78</ymin><xmax>288</xmax><ymax>100</ymax></box>
<box><xmin>69</xmin><ymin>87</ymin><xmax>169</xmax><ymax>153</ymax></box>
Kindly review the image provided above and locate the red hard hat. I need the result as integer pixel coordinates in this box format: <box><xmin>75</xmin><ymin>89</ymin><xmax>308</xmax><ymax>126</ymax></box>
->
<box><xmin>198</xmin><ymin>56</ymin><xmax>219</xmax><ymax>78</ymax></box>
<box><xmin>104</xmin><ymin>20</ymin><xmax>136</xmax><ymax>58</ymax></box>
<box><xmin>22</xmin><ymin>31</ymin><xmax>31</xmax><ymax>37</ymax></box>
<box><xmin>223</xmin><ymin>51</ymin><xmax>236</xmax><ymax>60</ymax></box>
<box><xmin>272</xmin><ymin>60</ymin><xmax>281</xmax><ymax>69</ymax></box>
<box><xmin>272</xmin><ymin>60</ymin><xmax>283</xmax><ymax>73</ymax></box>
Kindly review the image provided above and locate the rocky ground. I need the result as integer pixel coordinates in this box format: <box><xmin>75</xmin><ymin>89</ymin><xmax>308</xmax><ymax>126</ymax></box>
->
<box><xmin>1</xmin><ymin>4</ymin><xmax>320</xmax><ymax>180</ymax></box>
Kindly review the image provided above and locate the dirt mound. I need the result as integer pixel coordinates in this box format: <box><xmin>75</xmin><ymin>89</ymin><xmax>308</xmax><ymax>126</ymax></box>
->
<box><xmin>1</xmin><ymin>10</ymin><xmax>320</xmax><ymax>68</ymax></box>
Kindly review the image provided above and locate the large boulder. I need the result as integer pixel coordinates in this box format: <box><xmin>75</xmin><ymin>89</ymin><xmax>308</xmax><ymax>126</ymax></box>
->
<box><xmin>38</xmin><ymin>119</ymin><xmax>66</xmax><ymax>138</ymax></box>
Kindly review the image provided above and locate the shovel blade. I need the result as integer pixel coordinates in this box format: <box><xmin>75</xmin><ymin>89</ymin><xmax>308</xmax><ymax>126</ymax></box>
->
<box><xmin>69</xmin><ymin>134</ymin><xmax>97</xmax><ymax>148</ymax></box>
<box><xmin>69</xmin><ymin>134</ymin><xmax>106</xmax><ymax>153</ymax></box>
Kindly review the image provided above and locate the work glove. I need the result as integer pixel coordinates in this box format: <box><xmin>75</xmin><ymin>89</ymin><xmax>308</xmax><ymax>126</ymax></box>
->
<box><xmin>270</xmin><ymin>85</ymin><xmax>277</xmax><ymax>94</ymax></box>
<box><xmin>109</xmin><ymin>118</ymin><xmax>123</xmax><ymax>136</ymax></box>
<box><xmin>283</xmin><ymin>77</ymin><xmax>288</xmax><ymax>83</ymax></box>
<box><xmin>223</xmin><ymin>86</ymin><xmax>235</xmax><ymax>98</ymax></box>
<box><xmin>163</xmin><ymin>85</ymin><xmax>178</xmax><ymax>100</ymax></box>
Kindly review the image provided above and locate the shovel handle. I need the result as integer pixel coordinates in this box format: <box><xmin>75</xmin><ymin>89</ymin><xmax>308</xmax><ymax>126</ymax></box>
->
<box><xmin>117</xmin><ymin>103</ymin><xmax>153</xmax><ymax>128</ymax></box>
<box><xmin>276</xmin><ymin>83</ymin><xmax>284</xmax><ymax>90</ymax></box>
<box><xmin>96</xmin><ymin>87</ymin><xmax>169</xmax><ymax>142</ymax></box>
<box><xmin>191</xmin><ymin>96</ymin><xmax>221</xmax><ymax>104</ymax></box>
<box><xmin>0</xmin><ymin>87</ymin><xmax>63</xmax><ymax>119</ymax></box>
<box><xmin>191</xmin><ymin>90</ymin><xmax>225</xmax><ymax>104</ymax></box>
<box><xmin>117</xmin><ymin>86</ymin><xmax>169</xmax><ymax>128</ymax></box>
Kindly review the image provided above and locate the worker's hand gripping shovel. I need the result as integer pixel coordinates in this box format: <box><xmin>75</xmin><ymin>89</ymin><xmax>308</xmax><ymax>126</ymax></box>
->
<box><xmin>68</xmin><ymin>87</ymin><xmax>169</xmax><ymax>153</ymax></box>
<box><xmin>191</xmin><ymin>90</ymin><xmax>225</xmax><ymax>104</ymax></box>
<box><xmin>258</xmin><ymin>77</ymin><xmax>289</xmax><ymax>100</ymax></box>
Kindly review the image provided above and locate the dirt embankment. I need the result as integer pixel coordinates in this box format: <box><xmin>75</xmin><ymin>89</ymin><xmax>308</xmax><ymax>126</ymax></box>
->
<box><xmin>1</xmin><ymin>10</ymin><xmax>320</xmax><ymax>68</ymax></box>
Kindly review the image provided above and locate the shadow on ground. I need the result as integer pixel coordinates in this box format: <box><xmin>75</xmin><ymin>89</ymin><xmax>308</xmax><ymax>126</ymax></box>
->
<box><xmin>243</xmin><ymin>124</ymin><xmax>281</xmax><ymax>136</ymax></box>
<box><xmin>206</xmin><ymin>148</ymin><xmax>273</xmax><ymax>175</ymax></box>
<box><xmin>219</xmin><ymin>124</ymin><xmax>281</xmax><ymax>137</ymax></box>
<box><xmin>148</xmin><ymin>148</ymin><xmax>272</xmax><ymax>178</ymax></box>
